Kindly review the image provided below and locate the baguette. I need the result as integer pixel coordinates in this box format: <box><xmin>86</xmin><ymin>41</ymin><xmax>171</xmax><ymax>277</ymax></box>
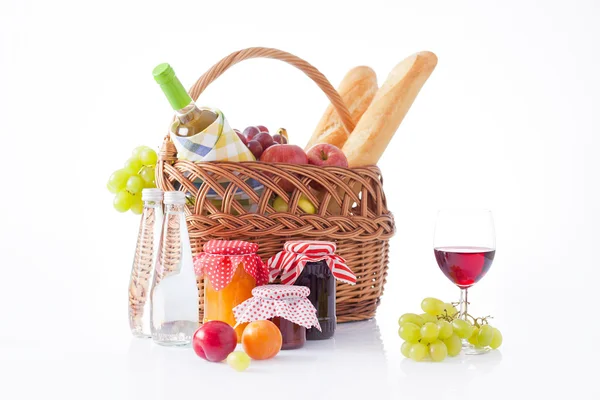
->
<box><xmin>342</xmin><ymin>52</ymin><xmax>438</xmax><ymax>167</ymax></box>
<box><xmin>305</xmin><ymin>66</ymin><xmax>378</xmax><ymax>150</ymax></box>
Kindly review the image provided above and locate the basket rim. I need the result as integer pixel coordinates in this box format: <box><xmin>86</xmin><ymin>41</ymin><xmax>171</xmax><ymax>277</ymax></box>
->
<box><xmin>166</xmin><ymin>159</ymin><xmax>382</xmax><ymax>172</ymax></box>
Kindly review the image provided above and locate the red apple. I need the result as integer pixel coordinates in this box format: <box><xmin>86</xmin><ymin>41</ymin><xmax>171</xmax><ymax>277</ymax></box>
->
<box><xmin>192</xmin><ymin>321</ymin><xmax>237</xmax><ymax>362</ymax></box>
<box><xmin>260</xmin><ymin>144</ymin><xmax>308</xmax><ymax>192</ymax></box>
<box><xmin>306</xmin><ymin>143</ymin><xmax>349</xmax><ymax>168</ymax></box>
<box><xmin>306</xmin><ymin>144</ymin><xmax>348</xmax><ymax>189</ymax></box>
<box><xmin>260</xmin><ymin>144</ymin><xmax>307</xmax><ymax>164</ymax></box>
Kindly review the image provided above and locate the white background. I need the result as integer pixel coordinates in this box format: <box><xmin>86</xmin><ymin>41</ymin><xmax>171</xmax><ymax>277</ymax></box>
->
<box><xmin>1</xmin><ymin>0</ymin><xmax>599</xmax><ymax>399</ymax></box>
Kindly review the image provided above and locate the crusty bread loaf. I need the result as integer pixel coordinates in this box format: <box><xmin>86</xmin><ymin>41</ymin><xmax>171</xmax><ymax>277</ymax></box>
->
<box><xmin>342</xmin><ymin>52</ymin><xmax>438</xmax><ymax>167</ymax></box>
<box><xmin>305</xmin><ymin>66</ymin><xmax>378</xmax><ymax>150</ymax></box>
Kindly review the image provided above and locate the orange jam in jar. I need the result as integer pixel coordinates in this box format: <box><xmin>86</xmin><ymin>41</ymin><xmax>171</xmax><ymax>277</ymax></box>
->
<box><xmin>204</xmin><ymin>265</ymin><xmax>256</xmax><ymax>340</ymax></box>
<box><xmin>194</xmin><ymin>240</ymin><xmax>268</xmax><ymax>342</ymax></box>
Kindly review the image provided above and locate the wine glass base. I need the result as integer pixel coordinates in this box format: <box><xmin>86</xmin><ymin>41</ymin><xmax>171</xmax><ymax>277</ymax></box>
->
<box><xmin>462</xmin><ymin>340</ymin><xmax>490</xmax><ymax>355</ymax></box>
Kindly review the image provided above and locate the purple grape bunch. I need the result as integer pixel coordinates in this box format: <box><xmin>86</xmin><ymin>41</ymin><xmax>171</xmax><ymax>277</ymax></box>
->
<box><xmin>236</xmin><ymin>125</ymin><xmax>287</xmax><ymax>159</ymax></box>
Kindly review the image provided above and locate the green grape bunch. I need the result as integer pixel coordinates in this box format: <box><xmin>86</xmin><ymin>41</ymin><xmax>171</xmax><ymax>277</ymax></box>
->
<box><xmin>107</xmin><ymin>146</ymin><xmax>158</xmax><ymax>214</ymax></box>
<box><xmin>398</xmin><ymin>297</ymin><xmax>503</xmax><ymax>362</ymax></box>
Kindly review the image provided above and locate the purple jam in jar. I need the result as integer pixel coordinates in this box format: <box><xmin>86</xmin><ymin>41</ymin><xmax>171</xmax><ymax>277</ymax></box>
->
<box><xmin>271</xmin><ymin>317</ymin><xmax>306</xmax><ymax>349</ymax></box>
<box><xmin>294</xmin><ymin>260</ymin><xmax>336</xmax><ymax>340</ymax></box>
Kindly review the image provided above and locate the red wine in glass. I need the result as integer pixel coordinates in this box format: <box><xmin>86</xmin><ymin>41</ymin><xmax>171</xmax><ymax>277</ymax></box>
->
<box><xmin>434</xmin><ymin>246</ymin><xmax>495</xmax><ymax>289</ymax></box>
<box><xmin>433</xmin><ymin>209</ymin><xmax>496</xmax><ymax>355</ymax></box>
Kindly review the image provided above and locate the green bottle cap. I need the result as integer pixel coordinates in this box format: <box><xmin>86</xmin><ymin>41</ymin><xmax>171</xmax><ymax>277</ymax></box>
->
<box><xmin>152</xmin><ymin>63</ymin><xmax>193</xmax><ymax>111</ymax></box>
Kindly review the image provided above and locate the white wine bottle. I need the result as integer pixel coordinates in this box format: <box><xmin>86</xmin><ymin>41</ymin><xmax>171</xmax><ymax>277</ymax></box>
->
<box><xmin>153</xmin><ymin>63</ymin><xmax>217</xmax><ymax>137</ymax></box>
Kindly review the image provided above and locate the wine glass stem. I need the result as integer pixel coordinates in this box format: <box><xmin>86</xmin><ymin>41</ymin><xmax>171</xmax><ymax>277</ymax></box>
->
<box><xmin>460</xmin><ymin>288</ymin><xmax>468</xmax><ymax>320</ymax></box>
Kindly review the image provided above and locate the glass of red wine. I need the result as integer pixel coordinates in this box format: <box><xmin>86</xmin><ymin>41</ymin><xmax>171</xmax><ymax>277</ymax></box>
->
<box><xmin>433</xmin><ymin>209</ymin><xmax>495</xmax><ymax>355</ymax></box>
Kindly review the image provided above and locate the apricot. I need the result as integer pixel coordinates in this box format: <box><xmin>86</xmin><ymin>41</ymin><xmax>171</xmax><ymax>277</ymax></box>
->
<box><xmin>241</xmin><ymin>320</ymin><xmax>282</xmax><ymax>360</ymax></box>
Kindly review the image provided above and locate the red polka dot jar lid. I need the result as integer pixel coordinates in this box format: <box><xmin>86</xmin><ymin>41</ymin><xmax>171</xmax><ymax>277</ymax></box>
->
<box><xmin>267</xmin><ymin>240</ymin><xmax>356</xmax><ymax>285</ymax></box>
<box><xmin>203</xmin><ymin>240</ymin><xmax>259</xmax><ymax>255</ymax></box>
<box><xmin>233</xmin><ymin>284</ymin><xmax>321</xmax><ymax>330</ymax></box>
<box><xmin>252</xmin><ymin>285</ymin><xmax>310</xmax><ymax>300</ymax></box>
<box><xmin>193</xmin><ymin>240</ymin><xmax>268</xmax><ymax>291</ymax></box>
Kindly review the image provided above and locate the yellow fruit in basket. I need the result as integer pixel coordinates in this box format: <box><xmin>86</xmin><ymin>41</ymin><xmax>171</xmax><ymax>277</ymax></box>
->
<box><xmin>298</xmin><ymin>195</ymin><xmax>317</xmax><ymax>214</ymax></box>
<box><xmin>273</xmin><ymin>195</ymin><xmax>316</xmax><ymax>214</ymax></box>
<box><xmin>273</xmin><ymin>196</ymin><xmax>288</xmax><ymax>212</ymax></box>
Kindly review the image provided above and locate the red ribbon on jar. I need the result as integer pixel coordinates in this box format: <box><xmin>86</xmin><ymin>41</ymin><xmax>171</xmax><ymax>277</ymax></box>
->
<box><xmin>193</xmin><ymin>240</ymin><xmax>269</xmax><ymax>291</ymax></box>
<box><xmin>267</xmin><ymin>240</ymin><xmax>356</xmax><ymax>285</ymax></box>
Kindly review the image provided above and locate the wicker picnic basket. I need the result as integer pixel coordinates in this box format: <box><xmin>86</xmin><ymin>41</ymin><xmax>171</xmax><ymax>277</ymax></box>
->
<box><xmin>156</xmin><ymin>47</ymin><xmax>395</xmax><ymax>323</ymax></box>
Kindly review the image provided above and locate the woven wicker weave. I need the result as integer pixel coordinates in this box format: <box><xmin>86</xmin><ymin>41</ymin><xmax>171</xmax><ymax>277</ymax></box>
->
<box><xmin>156</xmin><ymin>47</ymin><xmax>395</xmax><ymax>322</ymax></box>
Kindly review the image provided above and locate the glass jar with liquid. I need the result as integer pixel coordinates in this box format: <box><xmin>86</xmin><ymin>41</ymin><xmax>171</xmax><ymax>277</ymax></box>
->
<box><xmin>194</xmin><ymin>240</ymin><xmax>268</xmax><ymax>341</ymax></box>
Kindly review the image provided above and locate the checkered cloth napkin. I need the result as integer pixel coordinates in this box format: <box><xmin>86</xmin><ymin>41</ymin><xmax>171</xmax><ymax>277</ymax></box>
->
<box><xmin>169</xmin><ymin>107</ymin><xmax>256</xmax><ymax>162</ymax></box>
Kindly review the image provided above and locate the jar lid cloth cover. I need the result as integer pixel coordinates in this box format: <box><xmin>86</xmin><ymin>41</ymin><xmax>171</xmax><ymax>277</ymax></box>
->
<box><xmin>233</xmin><ymin>285</ymin><xmax>321</xmax><ymax>330</ymax></box>
<box><xmin>193</xmin><ymin>240</ymin><xmax>269</xmax><ymax>291</ymax></box>
<box><xmin>267</xmin><ymin>240</ymin><xmax>356</xmax><ymax>285</ymax></box>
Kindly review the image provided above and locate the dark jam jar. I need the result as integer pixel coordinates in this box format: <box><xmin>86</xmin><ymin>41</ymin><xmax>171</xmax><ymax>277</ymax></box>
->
<box><xmin>271</xmin><ymin>317</ymin><xmax>306</xmax><ymax>350</ymax></box>
<box><xmin>267</xmin><ymin>240</ymin><xmax>355</xmax><ymax>342</ymax></box>
<box><xmin>295</xmin><ymin>260</ymin><xmax>336</xmax><ymax>340</ymax></box>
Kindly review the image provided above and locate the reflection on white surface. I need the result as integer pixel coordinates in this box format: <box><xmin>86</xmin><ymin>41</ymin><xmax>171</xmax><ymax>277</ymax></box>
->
<box><xmin>399</xmin><ymin>348</ymin><xmax>503</xmax><ymax>376</ymax></box>
<box><xmin>2</xmin><ymin>314</ymin><xmax>596</xmax><ymax>399</ymax></box>
<box><xmin>124</xmin><ymin>319</ymin><xmax>506</xmax><ymax>399</ymax></box>
<box><xmin>120</xmin><ymin>319</ymin><xmax>515</xmax><ymax>400</ymax></box>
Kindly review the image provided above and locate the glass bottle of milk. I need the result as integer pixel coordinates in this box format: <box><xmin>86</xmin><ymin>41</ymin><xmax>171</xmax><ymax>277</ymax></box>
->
<box><xmin>150</xmin><ymin>191</ymin><xmax>199</xmax><ymax>346</ymax></box>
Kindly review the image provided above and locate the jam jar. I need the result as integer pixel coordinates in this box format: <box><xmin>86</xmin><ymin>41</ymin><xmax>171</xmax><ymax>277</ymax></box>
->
<box><xmin>271</xmin><ymin>317</ymin><xmax>305</xmax><ymax>350</ymax></box>
<box><xmin>233</xmin><ymin>285</ymin><xmax>320</xmax><ymax>350</ymax></box>
<box><xmin>193</xmin><ymin>240</ymin><xmax>268</xmax><ymax>341</ymax></box>
<box><xmin>295</xmin><ymin>259</ymin><xmax>336</xmax><ymax>339</ymax></box>
<box><xmin>267</xmin><ymin>241</ymin><xmax>356</xmax><ymax>340</ymax></box>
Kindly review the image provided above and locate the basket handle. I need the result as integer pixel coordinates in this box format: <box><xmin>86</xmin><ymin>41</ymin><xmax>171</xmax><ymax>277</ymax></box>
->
<box><xmin>189</xmin><ymin>47</ymin><xmax>355</xmax><ymax>134</ymax></box>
